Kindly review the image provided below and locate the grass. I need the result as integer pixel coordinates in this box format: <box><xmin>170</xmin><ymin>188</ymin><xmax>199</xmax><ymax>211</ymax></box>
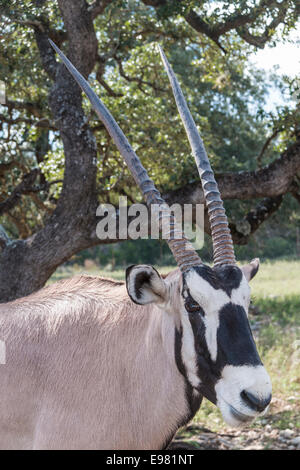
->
<box><xmin>194</xmin><ymin>259</ymin><xmax>300</xmax><ymax>433</ymax></box>
<box><xmin>50</xmin><ymin>259</ymin><xmax>300</xmax><ymax>436</ymax></box>
<box><xmin>250</xmin><ymin>259</ymin><xmax>300</xmax><ymax>299</ymax></box>
<box><xmin>49</xmin><ymin>263</ymin><xmax>176</xmax><ymax>283</ymax></box>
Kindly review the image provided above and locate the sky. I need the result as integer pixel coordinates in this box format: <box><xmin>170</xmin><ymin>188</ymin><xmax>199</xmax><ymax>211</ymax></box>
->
<box><xmin>252</xmin><ymin>42</ymin><xmax>300</xmax><ymax>77</ymax></box>
<box><xmin>248</xmin><ymin>27</ymin><xmax>300</xmax><ymax>111</ymax></box>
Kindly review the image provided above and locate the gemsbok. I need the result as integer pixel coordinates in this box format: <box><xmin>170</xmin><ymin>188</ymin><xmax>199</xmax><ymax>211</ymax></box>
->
<box><xmin>0</xmin><ymin>42</ymin><xmax>272</xmax><ymax>450</ymax></box>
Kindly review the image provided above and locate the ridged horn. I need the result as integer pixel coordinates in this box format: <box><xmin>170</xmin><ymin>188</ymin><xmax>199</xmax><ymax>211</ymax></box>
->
<box><xmin>158</xmin><ymin>45</ymin><xmax>236</xmax><ymax>267</ymax></box>
<box><xmin>49</xmin><ymin>39</ymin><xmax>202</xmax><ymax>272</ymax></box>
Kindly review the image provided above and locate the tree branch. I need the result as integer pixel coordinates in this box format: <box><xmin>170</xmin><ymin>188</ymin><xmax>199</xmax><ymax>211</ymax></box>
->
<box><xmin>0</xmin><ymin>113</ymin><xmax>55</xmax><ymax>130</ymax></box>
<box><xmin>183</xmin><ymin>9</ymin><xmax>228</xmax><ymax>53</ymax></box>
<box><xmin>88</xmin><ymin>0</ymin><xmax>114</xmax><ymax>20</ymax></box>
<box><xmin>230</xmin><ymin>195</ymin><xmax>283</xmax><ymax>245</ymax></box>
<box><xmin>34</xmin><ymin>27</ymin><xmax>59</xmax><ymax>80</ymax></box>
<box><xmin>257</xmin><ymin>128</ymin><xmax>282</xmax><ymax>168</ymax></box>
<box><xmin>237</xmin><ymin>4</ymin><xmax>289</xmax><ymax>48</ymax></box>
<box><xmin>142</xmin><ymin>0</ymin><xmax>296</xmax><ymax>50</ymax></box>
<box><xmin>3</xmin><ymin>99</ymin><xmax>44</xmax><ymax>119</ymax></box>
<box><xmin>0</xmin><ymin>225</ymin><xmax>11</xmax><ymax>251</ymax></box>
<box><xmin>5</xmin><ymin>14</ymin><xmax>67</xmax><ymax>47</ymax></box>
<box><xmin>0</xmin><ymin>169</ymin><xmax>40</xmax><ymax>216</ymax></box>
<box><xmin>0</xmin><ymin>0</ymin><xmax>103</xmax><ymax>301</ymax></box>
<box><xmin>0</xmin><ymin>161</ymin><xmax>17</xmax><ymax>177</ymax></box>
<box><xmin>115</xmin><ymin>57</ymin><xmax>166</xmax><ymax>93</ymax></box>
<box><xmin>290</xmin><ymin>180</ymin><xmax>300</xmax><ymax>206</ymax></box>
<box><xmin>96</xmin><ymin>57</ymin><xmax>123</xmax><ymax>97</ymax></box>
<box><xmin>167</xmin><ymin>138</ymin><xmax>300</xmax><ymax>205</ymax></box>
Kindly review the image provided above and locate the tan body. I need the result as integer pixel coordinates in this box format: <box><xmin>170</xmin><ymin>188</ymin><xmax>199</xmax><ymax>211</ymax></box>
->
<box><xmin>0</xmin><ymin>273</ymin><xmax>190</xmax><ymax>450</ymax></box>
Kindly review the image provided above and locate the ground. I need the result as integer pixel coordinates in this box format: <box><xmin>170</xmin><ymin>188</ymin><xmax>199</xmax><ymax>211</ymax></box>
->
<box><xmin>51</xmin><ymin>258</ymin><xmax>300</xmax><ymax>451</ymax></box>
<box><xmin>170</xmin><ymin>422</ymin><xmax>300</xmax><ymax>450</ymax></box>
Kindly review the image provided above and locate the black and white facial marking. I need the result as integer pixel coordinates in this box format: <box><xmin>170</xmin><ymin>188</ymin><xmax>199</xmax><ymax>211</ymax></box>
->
<box><xmin>180</xmin><ymin>262</ymin><xmax>272</xmax><ymax>427</ymax></box>
<box><xmin>125</xmin><ymin>262</ymin><xmax>272</xmax><ymax>428</ymax></box>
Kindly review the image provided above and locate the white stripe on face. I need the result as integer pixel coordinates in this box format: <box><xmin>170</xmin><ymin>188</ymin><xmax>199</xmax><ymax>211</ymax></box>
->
<box><xmin>184</xmin><ymin>270</ymin><xmax>230</xmax><ymax>362</ymax></box>
<box><xmin>180</xmin><ymin>309</ymin><xmax>201</xmax><ymax>388</ymax></box>
<box><xmin>231</xmin><ymin>274</ymin><xmax>251</xmax><ymax>310</ymax></box>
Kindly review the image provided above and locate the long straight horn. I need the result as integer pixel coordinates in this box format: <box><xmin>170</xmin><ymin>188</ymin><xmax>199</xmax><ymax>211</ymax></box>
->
<box><xmin>158</xmin><ymin>46</ymin><xmax>236</xmax><ymax>267</ymax></box>
<box><xmin>49</xmin><ymin>39</ymin><xmax>201</xmax><ymax>272</ymax></box>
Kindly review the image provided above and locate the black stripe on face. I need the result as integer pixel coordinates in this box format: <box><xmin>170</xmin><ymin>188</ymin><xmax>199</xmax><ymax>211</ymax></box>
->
<box><xmin>179</xmin><ymin>265</ymin><xmax>261</xmax><ymax>405</ymax></box>
<box><xmin>174</xmin><ymin>327</ymin><xmax>203</xmax><ymax>423</ymax></box>
<box><xmin>182</xmin><ymin>302</ymin><xmax>262</xmax><ymax>403</ymax></box>
<box><xmin>174</xmin><ymin>326</ymin><xmax>188</xmax><ymax>380</ymax></box>
<box><xmin>190</xmin><ymin>265</ymin><xmax>243</xmax><ymax>297</ymax></box>
<box><xmin>187</xmin><ymin>308</ymin><xmax>218</xmax><ymax>404</ymax></box>
<box><xmin>216</xmin><ymin>303</ymin><xmax>262</xmax><ymax>367</ymax></box>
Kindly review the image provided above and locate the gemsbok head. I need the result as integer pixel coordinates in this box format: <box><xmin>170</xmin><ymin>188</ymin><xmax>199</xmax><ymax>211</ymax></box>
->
<box><xmin>0</xmin><ymin>41</ymin><xmax>271</xmax><ymax>450</ymax></box>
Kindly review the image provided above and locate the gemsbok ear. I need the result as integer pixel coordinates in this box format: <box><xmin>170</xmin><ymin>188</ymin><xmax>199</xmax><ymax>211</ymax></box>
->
<box><xmin>241</xmin><ymin>258</ymin><xmax>260</xmax><ymax>282</ymax></box>
<box><xmin>126</xmin><ymin>265</ymin><xmax>167</xmax><ymax>305</ymax></box>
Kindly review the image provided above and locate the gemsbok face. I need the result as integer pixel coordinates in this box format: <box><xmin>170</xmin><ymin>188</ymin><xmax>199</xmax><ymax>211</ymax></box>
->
<box><xmin>181</xmin><ymin>263</ymin><xmax>271</xmax><ymax>426</ymax></box>
<box><xmin>48</xmin><ymin>40</ymin><xmax>272</xmax><ymax>435</ymax></box>
<box><xmin>126</xmin><ymin>261</ymin><xmax>271</xmax><ymax>427</ymax></box>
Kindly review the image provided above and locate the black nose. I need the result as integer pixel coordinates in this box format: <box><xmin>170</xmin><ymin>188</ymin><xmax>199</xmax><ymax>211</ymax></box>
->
<box><xmin>241</xmin><ymin>390</ymin><xmax>272</xmax><ymax>413</ymax></box>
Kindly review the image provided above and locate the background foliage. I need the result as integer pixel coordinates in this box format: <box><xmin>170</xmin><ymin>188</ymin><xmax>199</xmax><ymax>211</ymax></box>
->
<box><xmin>1</xmin><ymin>0</ymin><xmax>299</xmax><ymax>268</ymax></box>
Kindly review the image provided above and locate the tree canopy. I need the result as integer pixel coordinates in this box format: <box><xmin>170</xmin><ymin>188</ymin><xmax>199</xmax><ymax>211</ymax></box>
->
<box><xmin>0</xmin><ymin>0</ymin><xmax>299</xmax><ymax>300</ymax></box>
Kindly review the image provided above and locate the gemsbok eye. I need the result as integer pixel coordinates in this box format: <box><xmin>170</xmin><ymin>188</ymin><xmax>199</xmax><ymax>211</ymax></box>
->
<box><xmin>185</xmin><ymin>299</ymin><xmax>202</xmax><ymax>314</ymax></box>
